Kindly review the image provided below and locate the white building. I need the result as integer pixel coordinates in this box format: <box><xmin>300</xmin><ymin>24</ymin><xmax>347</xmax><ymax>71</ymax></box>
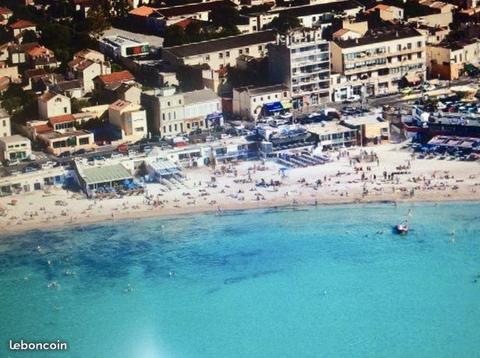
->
<box><xmin>0</xmin><ymin>108</ymin><xmax>11</xmax><ymax>137</ymax></box>
<box><xmin>108</xmin><ymin>99</ymin><xmax>148</xmax><ymax>142</ymax></box>
<box><xmin>330</xmin><ymin>27</ymin><xmax>426</xmax><ymax>101</ymax></box>
<box><xmin>141</xmin><ymin>87</ymin><xmax>222</xmax><ymax>138</ymax></box>
<box><xmin>268</xmin><ymin>28</ymin><xmax>330</xmax><ymax>108</ymax></box>
<box><xmin>100</xmin><ymin>35</ymin><xmax>150</xmax><ymax>59</ymax></box>
<box><xmin>68</xmin><ymin>49</ymin><xmax>111</xmax><ymax>93</ymax></box>
<box><xmin>0</xmin><ymin>134</ymin><xmax>32</xmax><ymax>162</ymax></box>
<box><xmin>162</xmin><ymin>31</ymin><xmax>276</xmax><ymax>71</ymax></box>
<box><xmin>38</xmin><ymin>92</ymin><xmax>71</xmax><ymax>120</ymax></box>
<box><xmin>233</xmin><ymin>84</ymin><xmax>291</xmax><ymax>120</ymax></box>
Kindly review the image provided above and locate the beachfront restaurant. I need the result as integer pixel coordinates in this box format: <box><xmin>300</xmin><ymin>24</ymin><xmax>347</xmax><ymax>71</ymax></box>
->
<box><xmin>146</xmin><ymin>158</ymin><xmax>182</xmax><ymax>182</ymax></box>
<box><xmin>76</xmin><ymin>163</ymin><xmax>135</xmax><ymax>198</ymax></box>
<box><xmin>306</xmin><ymin>122</ymin><xmax>358</xmax><ymax>149</ymax></box>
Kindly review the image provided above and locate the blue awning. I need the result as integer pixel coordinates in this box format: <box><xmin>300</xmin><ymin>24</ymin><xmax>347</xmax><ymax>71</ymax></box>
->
<box><xmin>264</xmin><ymin>102</ymin><xmax>283</xmax><ymax>113</ymax></box>
<box><xmin>206</xmin><ymin>112</ymin><xmax>223</xmax><ymax>120</ymax></box>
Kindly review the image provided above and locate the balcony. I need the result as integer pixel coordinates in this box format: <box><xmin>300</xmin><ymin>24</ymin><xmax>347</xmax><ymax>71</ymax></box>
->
<box><xmin>344</xmin><ymin>48</ymin><xmax>424</xmax><ymax>64</ymax></box>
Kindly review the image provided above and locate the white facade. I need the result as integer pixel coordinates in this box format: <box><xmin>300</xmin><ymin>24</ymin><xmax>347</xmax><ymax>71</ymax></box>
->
<box><xmin>100</xmin><ymin>36</ymin><xmax>150</xmax><ymax>59</ymax></box>
<box><xmin>38</xmin><ymin>93</ymin><xmax>72</xmax><ymax>120</ymax></box>
<box><xmin>0</xmin><ymin>109</ymin><xmax>11</xmax><ymax>137</ymax></box>
<box><xmin>268</xmin><ymin>28</ymin><xmax>330</xmax><ymax>108</ymax></box>
<box><xmin>330</xmin><ymin>28</ymin><xmax>427</xmax><ymax>101</ymax></box>
<box><xmin>142</xmin><ymin>87</ymin><xmax>221</xmax><ymax>137</ymax></box>
<box><xmin>0</xmin><ymin>134</ymin><xmax>32</xmax><ymax>162</ymax></box>
<box><xmin>233</xmin><ymin>84</ymin><xmax>291</xmax><ymax>120</ymax></box>
<box><xmin>108</xmin><ymin>100</ymin><xmax>148</xmax><ymax>142</ymax></box>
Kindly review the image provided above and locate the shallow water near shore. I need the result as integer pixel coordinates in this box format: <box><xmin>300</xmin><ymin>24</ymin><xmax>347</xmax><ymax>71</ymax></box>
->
<box><xmin>1</xmin><ymin>202</ymin><xmax>480</xmax><ymax>357</ymax></box>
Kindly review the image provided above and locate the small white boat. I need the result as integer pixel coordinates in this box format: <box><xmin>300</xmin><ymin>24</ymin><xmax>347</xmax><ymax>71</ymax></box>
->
<box><xmin>395</xmin><ymin>223</ymin><xmax>409</xmax><ymax>234</ymax></box>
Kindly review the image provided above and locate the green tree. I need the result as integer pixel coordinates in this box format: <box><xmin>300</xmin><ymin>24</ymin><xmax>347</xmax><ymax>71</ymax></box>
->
<box><xmin>21</xmin><ymin>29</ymin><xmax>38</xmax><ymax>44</ymax></box>
<box><xmin>111</xmin><ymin>0</ymin><xmax>132</xmax><ymax>18</ymax></box>
<box><xmin>266</xmin><ymin>14</ymin><xmax>300</xmax><ymax>32</ymax></box>
<box><xmin>210</xmin><ymin>5</ymin><xmax>241</xmax><ymax>29</ymax></box>
<box><xmin>86</xmin><ymin>5</ymin><xmax>110</xmax><ymax>39</ymax></box>
<box><xmin>185</xmin><ymin>21</ymin><xmax>203</xmax><ymax>43</ymax></box>
<box><xmin>164</xmin><ymin>25</ymin><xmax>188</xmax><ymax>46</ymax></box>
<box><xmin>176</xmin><ymin>65</ymin><xmax>203</xmax><ymax>91</ymax></box>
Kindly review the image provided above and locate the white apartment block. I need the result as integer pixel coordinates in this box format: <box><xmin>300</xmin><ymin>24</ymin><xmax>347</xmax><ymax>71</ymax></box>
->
<box><xmin>244</xmin><ymin>0</ymin><xmax>364</xmax><ymax>33</ymax></box>
<box><xmin>268</xmin><ymin>28</ymin><xmax>330</xmax><ymax>108</ymax></box>
<box><xmin>330</xmin><ymin>27</ymin><xmax>426</xmax><ymax>102</ymax></box>
<box><xmin>162</xmin><ymin>31</ymin><xmax>276</xmax><ymax>71</ymax></box>
<box><xmin>142</xmin><ymin>87</ymin><xmax>221</xmax><ymax>138</ymax></box>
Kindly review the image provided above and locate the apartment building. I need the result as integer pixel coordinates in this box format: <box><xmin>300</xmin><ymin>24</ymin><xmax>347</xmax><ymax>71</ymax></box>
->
<box><xmin>108</xmin><ymin>99</ymin><xmax>148</xmax><ymax>142</ymax></box>
<box><xmin>330</xmin><ymin>27</ymin><xmax>426</xmax><ymax>101</ymax></box>
<box><xmin>245</xmin><ymin>1</ymin><xmax>363</xmax><ymax>33</ymax></box>
<box><xmin>268</xmin><ymin>28</ymin><xmax>330</xmax><ymax>108</ymax></box>
<box><xmin>427</xmin><ymin>39</ymin><xmax>480</xmax><ymax>80</ymax></box>
<box><xmin>141</xmin><ymin>87</ymin><xmax>221</xmax><ymax>138</ymax></box>
<box><xmin>162</xmin><ymin>31</ymin><xmax>276</xmax><ymax>71</ymax></box>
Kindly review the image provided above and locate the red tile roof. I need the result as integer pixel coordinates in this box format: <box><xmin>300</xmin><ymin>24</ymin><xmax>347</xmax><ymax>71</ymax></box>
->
<box><xmin>97</xmin><ymin>70</ymin><xmax>134</xmax><ymax>85</ymax></box>
<box><xmin>0</xmin><ymin>7</ymin><xmax>12</xmax><ymax>15</ymax></box>
<box><xmin>129</xmin><ymin>5</ymin><xmax>158</xmax><ymax>17</ymax></box>
<box><xmin>34</xmin><ymin>124</ymin><xmax>53</xmax><ymax>134</ymax></box>
<box><xmin>174</xmin><ymin>17</ymin><xmax>195</xmax><ymax>30</ymax></box>
<box><xmin>10</xmin><ymin>19</ymin><xmax>36</xmax><ymax>29</ymax></box>
<box><xmin>49</xmin><ymin>114</ymin><xmax>75</xmax><ymax>125</ymax></box>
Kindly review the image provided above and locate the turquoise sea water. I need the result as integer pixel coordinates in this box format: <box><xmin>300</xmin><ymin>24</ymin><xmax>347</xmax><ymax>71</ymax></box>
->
<box><xmin>1</xmin><ymin>202</ymin><xmax>480</xmax><ymax>358</ymax></box>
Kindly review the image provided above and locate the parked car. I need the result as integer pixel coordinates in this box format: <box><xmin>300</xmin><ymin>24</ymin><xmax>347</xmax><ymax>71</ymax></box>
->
<box><xmin>344</xmin><ymin>95</ymin><xmax>361</xmax><ymax>103</ymax></box>
<box><xmin>58</xmin><ymin>151</ymin><xmax>71</xmax><ymax>158</ymax></box>
<box><xmin>72</xmin><ymin>149</ymin><xmax>87</xmax><ymax>155</ymax></box>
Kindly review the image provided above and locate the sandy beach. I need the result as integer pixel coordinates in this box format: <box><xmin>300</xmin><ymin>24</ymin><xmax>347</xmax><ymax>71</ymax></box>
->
<box><xmin>1</xmin><ymin>143</ymin><xmax>479</xmax><ymax>235</ymax></box>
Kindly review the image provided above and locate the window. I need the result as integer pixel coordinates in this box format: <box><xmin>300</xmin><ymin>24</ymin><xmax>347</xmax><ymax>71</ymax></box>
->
<box><xmin>397</xmin><ymin>44</ymin><xmax>401</xmax><ymax>51</ymax></box>
<box><xmin>178</xmin><ymin>99</ymin><xmax>182</xmax><ymax>104</ymax></box>
<box><xmin>219</xmin><ymin>52</ymin><xmax>223</xmax><ymax>59</ymax></box>
<box><xmin>79</xmin><ymin>137</ymin><xmax>89</xmax><ymax>145</ymax></box>
<box><xmin>162</xmin><ymin>113</ymin><xmax>165</xmax><ymax>120</ymax></box>
<box><xmin>417</xmin><ymin>41</ymin><xmax>422</xmax><ymax>47</ymax></box>
<box><xmin>64</xmin><ymin>107</ymin><xmax>67</xmax><ymax>113</ymax></box>
<box><xmin>135</xmin><ymin>127</ymin><xmax>144</xmax><ymax>132</ymax></box>
<box><xmin>258</xmin><ymin>45</ymin><xmax>262</xmax><ymax>51</ymax></box>
<box><xmin>2</xmin><ymin>120</ymin><xmax>5</xmax><ymax>127</ymax></box>
<box><xmin>174</xmin><ymin>124</ymin><xmax>177</xmax><ymax>131</ymax></box>
<box><xmin>245</xmin><ymin>48</ymin><xmax>249</xmax><ymax>54</ymax></box>
<box><xmin>205</xmin><ymin>55</ymin><xmax>210</xmax><ymax>61</ymax></box>
<box><xmin>239</xmin><ymin>49</ymin><xmax>243</xmax><ymax>55</ymax></box>
<box><xmin>417</xmin><ymin>53</ymin><xmax>422</xmax><ymax>59</ymax></box>
<box><xmin>226</xmin><ymin>51</ymin><xmax>230</xmax><ymax>58</ymax></box>
<box><xmin>407</xmin><ymin>43</ymin><xmax>412</xmax><ymax>50</ymax></box>
<box><xmin>167</xmin><ymin>101</ymin><xmax>170</xmax><ymax>106</ymax></box>
<box><xmin>168</xmin><ymin>124</ymin><xmax>172</xmax><ymax>132</ymax></box>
